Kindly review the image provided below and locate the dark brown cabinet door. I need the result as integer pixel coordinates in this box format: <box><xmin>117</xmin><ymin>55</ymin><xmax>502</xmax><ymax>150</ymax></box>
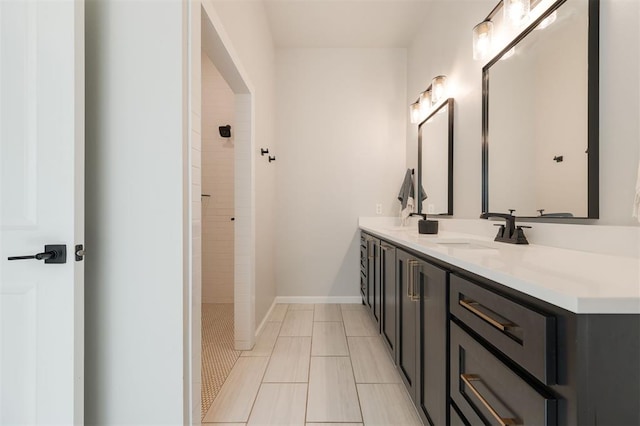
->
<box><xmin>372</xmin><ymin>239</ymin><xmax>381</xmax><ymax>327</ymax></box>
<box><xmin>360</xmin><ymin>237</ymin><xmax>367</xmax><ymax>303</ymax></box>
<box><xmin>396</xmin><ymin>249</ymin><xmax>419</xmax><ymax>401</ymax></box>
<box><xmin>365</xmin><ymin>237</ymin><xmax>375</xmax><ymax>310</ymax></box>
<box><xmin>380</xmin><ymin>242</ymin><xmax>396</xmax><ymax>357</ymax></box>
<box><xmin>365</xmin><ymin>237</ymin><xmax>381</xmax><ymax>328</ymax></box>
<box><xmin>417</xmin><ymin>261</ymin><xmax>448</xmax><ymax>426</ymax></box>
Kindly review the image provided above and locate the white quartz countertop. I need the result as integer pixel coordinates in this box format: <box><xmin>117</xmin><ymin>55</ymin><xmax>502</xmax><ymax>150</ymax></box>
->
<box><xmin>359</xmin><ymin>218</ymin><xmax>640</xmax><ymax>314</ymax></box>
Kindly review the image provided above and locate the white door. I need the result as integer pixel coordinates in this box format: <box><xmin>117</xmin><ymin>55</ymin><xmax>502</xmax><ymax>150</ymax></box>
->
<box><xmin>0</xmin><ymin>0</ymin><xmax>84</xmax><ymax>424</ymax></box>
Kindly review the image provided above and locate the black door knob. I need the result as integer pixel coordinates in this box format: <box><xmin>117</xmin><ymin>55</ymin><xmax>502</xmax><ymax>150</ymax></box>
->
<box><xmin>8</xmin><ymin>245</ymin><xmax>67</xmax><ymax>264</ymax></box>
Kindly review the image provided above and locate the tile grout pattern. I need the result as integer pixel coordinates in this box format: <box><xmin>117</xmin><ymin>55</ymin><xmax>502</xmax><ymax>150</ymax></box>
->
<box><xmin>201</xmin><ymin>303</ymin><xmax>241</xmax><ymax>418</ymax></box>
<box><xmin>202</xmin><ymin>303</ymin><xmax>423</xmax><ymax>425</ymax></box>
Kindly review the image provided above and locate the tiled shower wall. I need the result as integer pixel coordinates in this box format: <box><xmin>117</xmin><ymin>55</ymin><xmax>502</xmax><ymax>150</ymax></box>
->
<box><xmin>201</xmin><ymin>51</ymin><xmax>235</xmax><ymax>303</ymax></box>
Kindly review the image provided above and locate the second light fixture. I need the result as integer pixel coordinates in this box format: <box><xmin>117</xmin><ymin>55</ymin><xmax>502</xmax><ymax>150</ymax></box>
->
<box><xmin>409</xmin><ymin>75</ymin><xmax>448</xmax><ymax>124</ymax></box>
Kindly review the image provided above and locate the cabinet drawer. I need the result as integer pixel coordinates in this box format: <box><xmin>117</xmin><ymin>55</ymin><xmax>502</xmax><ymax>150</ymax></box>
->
<box><xmin>450</xmin><ymin>275</ymin><xmax>556</xmax><ymax>385</ymax></box>
<box><xmin>451</xmin><ymin>402</ymin><xmax>477</xmax><ymax>426</ymax></box>
<box><xmin>451</xmin><ymin>322</ymin><xmax>557</xmax><ymax>426</ymax></box>
<box><xmin>449</xmin><ymin>405</ymin><xmax>467</xmax><ymax>426</ymax></box>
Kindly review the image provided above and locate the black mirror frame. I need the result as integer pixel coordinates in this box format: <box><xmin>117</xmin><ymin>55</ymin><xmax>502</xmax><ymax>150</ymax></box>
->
<box><xmin>481</xmin><ymin>0</ymin><xmax>599</xmax><ymax>220</ymax></box>
<box><xmin>418</xmin><ymin>98</ymin><xmax>455</xmax><ymax>216</ymax></box>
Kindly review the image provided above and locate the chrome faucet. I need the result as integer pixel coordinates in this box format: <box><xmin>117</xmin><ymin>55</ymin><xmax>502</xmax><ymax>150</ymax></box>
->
<box><xmin>480</xmin><ymin>211</ymin><xmax>530</xmax><ymax>245</ymax></box>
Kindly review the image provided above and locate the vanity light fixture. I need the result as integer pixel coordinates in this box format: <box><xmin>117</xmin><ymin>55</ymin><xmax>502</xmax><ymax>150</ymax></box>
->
<box><xmin>473</xmin><ymin>20</ymin><xmax>494</xmax><ymax>61</ymax></box>
<box><xmin>504</xmin><ymin>0</ymin><xmax>530</xmax><ymax>27</ymax></box>
<box><xmin>409</xmin><ymin>101</ymin><xmax>421</xmax><ymax>124</ymax></box>
<box><xmin>409</xmin><ymin>77</ymin><xmax>448</xmax><ymax>124</ymax></box>
<box><xmin>431</xmin><ymin>76</ymin><xmax>448</xmax><ymax>106</ymax></box>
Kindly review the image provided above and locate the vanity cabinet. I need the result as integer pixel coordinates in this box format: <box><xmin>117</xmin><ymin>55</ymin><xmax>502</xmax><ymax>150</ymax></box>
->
<box><xmin>450</xmin><ymin>273</ymin><xmax>640</xmax><ymax>426</ymax></box>
<box><xmin>359</xmin><ymin>230</ymin><xmax>640</xmax><ymax>426</ymax></box>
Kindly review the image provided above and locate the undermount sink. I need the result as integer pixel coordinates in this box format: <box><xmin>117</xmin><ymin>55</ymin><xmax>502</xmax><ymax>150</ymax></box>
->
<box><xmin>434</xmin><ymin>239</ymin><xmax>497</xmax><ymax>250</ymax></box>
<box><xmin>384</xmin><ymin>226</ymin><xmax>412</xmax><ymax>231</ymax></box>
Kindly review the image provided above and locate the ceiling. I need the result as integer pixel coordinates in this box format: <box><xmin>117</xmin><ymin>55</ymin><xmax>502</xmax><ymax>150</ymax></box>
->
<box><xmin>262</xmin><ymin>0</ymin><xmax>433</xmax><ymax>48</ymax></box>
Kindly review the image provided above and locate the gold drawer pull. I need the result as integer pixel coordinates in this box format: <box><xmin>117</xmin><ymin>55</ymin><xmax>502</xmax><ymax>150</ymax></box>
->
<box><xmin>367</xmin><ymin>240</ymin><xmax>375</xmax><ymax>258</ymax></box>
<box><xmin>407</xmin><ymin>260</ymin><xmax>419</xmax><ymax>301</ymax></box>
<box><xmin>459</xmin><ymin>299</ymin><xmax>514</xmax><ymax>331</ymax></box>
<box><xmin>461</xmin><ymin>373</ymin><xmax>519</xmax><ymax>426</ymax></box>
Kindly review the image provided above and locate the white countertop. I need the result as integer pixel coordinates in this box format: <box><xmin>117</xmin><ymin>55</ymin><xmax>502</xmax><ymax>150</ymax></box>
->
<box><xmin>359</xmin><ymin>217</ymin><xmax>640</xmax><ymax>314</ymax></box>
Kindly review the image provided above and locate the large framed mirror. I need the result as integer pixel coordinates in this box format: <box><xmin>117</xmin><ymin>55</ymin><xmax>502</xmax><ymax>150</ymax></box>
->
<box><xmin>482</xmin><ymin>0</ymin><xmax>599</xmax><ymax>219</ymax></box>
<box><xmin>418</xmin><ymin>98</ymin><xmax>454</xmax><ymax>216</ymax></box>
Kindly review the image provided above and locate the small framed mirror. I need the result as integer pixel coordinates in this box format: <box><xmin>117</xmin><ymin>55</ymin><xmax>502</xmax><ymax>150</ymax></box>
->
<box><xmin>482</xmin><ymin>0</ymin><xmax>599</xmax><ymax>219</ymax></box>
<box><xmin>418</xmin><ymin>98</ymin><xmax>454</xmax><ymax>216</ymax></box>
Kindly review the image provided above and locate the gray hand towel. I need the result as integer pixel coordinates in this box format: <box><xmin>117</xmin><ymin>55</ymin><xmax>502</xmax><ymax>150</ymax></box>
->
<box><xmin>398</xmin><ymin>169</ymin><xmax>427</xmax><ymax>210</ymax></box>
<box><xmin>398</xmin><ymin>169</ymin><xmax>413</xmax><ymax>210</ymax></box>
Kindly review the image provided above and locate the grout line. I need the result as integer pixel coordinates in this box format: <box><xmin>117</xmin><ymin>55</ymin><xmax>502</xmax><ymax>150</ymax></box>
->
<box><xmin>341</xmin><ymin>310</ymin><xmax>366</xmax><ymax>423</ymax></box>
<box><xmin>244</xmin><ymin>339</ymin><xmax>279</xmax><ymax>424</ymax></box>
<box><xmin>347</xmin><ymin>336</ymin><xmax>366</xmax><ymax>425</ymax></box>
<box><xmin>304</xmin><ymin>325</ymin><xmax>313</xmax><ymax>424</ymax></box>
<box><xmin>305</xmin><ymin>315</ymin><xmax>315</xmax><ymax>423</ymax></box>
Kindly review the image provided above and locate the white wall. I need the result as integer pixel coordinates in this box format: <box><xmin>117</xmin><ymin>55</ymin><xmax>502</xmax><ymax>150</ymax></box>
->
<box><xmin>408</xmin><ymin>0</ymin><xmax>640</xmax><ymax>226</ymax></box>
<box><xmin>85</xmin><ymin>1</ymin><xmax>188</xmax><ymax>423</ymax></box>
<box><xmin>275</xmin><ymin>48</ymin><xmax>407</xmax><ymax>298</ymax></box>
<box><xmin>209</xmin><ymin>0</ymin><xmax>277</xmax><ymax>323</ymax></box>
<box><xmin>201</xmin><ymin>52</ymin><xmax>236</xmax><ymax>304</ymax></box>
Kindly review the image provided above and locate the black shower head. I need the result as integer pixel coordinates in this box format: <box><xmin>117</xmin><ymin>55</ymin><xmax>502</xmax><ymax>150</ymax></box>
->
<box><xmin>219</xmin><ymin>125</ymin><xmax>231</xmax><ymax>138</ymax></box>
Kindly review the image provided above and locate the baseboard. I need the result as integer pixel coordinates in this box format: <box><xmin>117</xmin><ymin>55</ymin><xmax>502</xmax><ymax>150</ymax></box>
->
<box><xmin>274</xmin><ymin>296</ymin><xmax>362</xmax><ymax>304</ymax></box>
<box><xmin>255</xmin><ymin>298</ymin><xmax>278</xmax><ymax>338</ymax></box>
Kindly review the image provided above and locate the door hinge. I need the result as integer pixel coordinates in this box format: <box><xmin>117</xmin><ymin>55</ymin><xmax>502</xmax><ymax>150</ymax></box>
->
<box><xmin>75</xmin><ymin>244</ymin><xmax>85</xmax><ymax>261</ymax></box>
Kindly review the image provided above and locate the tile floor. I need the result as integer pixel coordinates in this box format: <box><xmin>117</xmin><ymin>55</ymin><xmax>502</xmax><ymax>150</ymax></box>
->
<box><xmin>202</xmin><ymin>303</ymin><xmax>423</xmax><ymax>425</ymax></box>
<box><xmin>201</xmin><ymin>303</ymin><xmax>241</xmax><ymax>417</ymax></box>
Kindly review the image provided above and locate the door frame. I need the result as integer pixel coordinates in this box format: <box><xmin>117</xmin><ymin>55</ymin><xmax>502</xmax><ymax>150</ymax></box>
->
<box><xmin>186</xmin><ymin>0</ymin><xmax>256</xmax><ymax>423</ymax></box>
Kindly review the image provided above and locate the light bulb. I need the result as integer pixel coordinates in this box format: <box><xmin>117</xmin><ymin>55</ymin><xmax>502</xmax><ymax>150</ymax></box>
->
<box><xmin>419</xmin><ymin>90</ymin><xmax>431</xmax><ymax>115</ymax></box>
<box><xmin>409</xmin><ymin>102</ymin><xmax>421</xmax><ymax>124</ymax></box>
<box><xmin>473</xmin><ymin>21</ymin><xmax>494</xmax><ymax>61</ymax></box>
<box><xmin>504</xmin><ymin>0</ymin><xmax>530</xmax><ymax>26</ymax></box>
<box><xmin>431</xmin><ymin>76</ymin><xmax>447</xmax><ymax>106</ymax></box>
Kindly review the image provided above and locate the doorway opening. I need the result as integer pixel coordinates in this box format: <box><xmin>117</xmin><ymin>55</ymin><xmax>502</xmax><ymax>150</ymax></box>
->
<box><xmin>199</xmin><ymin>49</ymin><xmax>238</xmax><ymax>417</ymax></box>
<box><xmin>192</xmin><ymin>2</ymin><xmax>256</xmax><ymax>422</ymax></box>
